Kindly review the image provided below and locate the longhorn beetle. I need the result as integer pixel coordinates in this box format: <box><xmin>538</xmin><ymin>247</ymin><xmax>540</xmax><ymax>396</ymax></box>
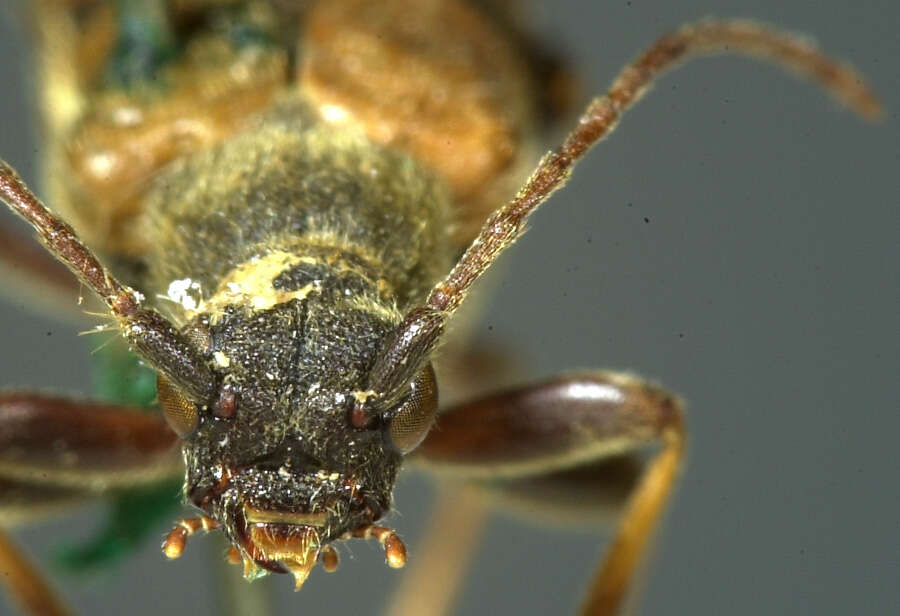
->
<box><xmin>0</xmin><ymin>2</ymin><xmax>881</xmax><ymax>615</ymax></box>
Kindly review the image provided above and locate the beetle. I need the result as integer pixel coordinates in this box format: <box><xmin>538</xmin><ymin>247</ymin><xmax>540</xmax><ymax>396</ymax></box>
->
<box><xmin>0</xmin><ymin>1</ymin><xmax>884</xmax><ymax>616</ymax></box>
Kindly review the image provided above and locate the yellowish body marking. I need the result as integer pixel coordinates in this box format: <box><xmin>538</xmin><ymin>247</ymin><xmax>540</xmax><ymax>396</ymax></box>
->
<box><xmin>177</xmin><ymin>251</ymin><xmax>325</xmax><ymax>321</ymax></box>
<box><xmin>352</xmin><ymin>390</ymin><xmax>378</xmax><ymax>404</ymax></box>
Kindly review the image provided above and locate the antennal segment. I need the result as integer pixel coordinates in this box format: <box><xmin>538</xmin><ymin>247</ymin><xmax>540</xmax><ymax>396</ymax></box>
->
<box><xmin>0</xmin><ymin>162</ymin><xmax>216</xmax><ymax>403</ymax></box>
<box><xmin>431</xmin><ymin>18</ymin><xmax>881</xmax><ymax>318</ymax></box>
<box><xmin>356</xmin><ymin>19</ymin><xmax>881</xmax><ymax>420</ymax></box>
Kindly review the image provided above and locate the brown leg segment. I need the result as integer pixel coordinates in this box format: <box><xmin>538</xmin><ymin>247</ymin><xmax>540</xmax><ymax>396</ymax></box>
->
<box><xmin>580</xmin><ymin>420</ymin><xmax>683</xmax><ymax>616</ymax></box>
<box><xmin>0</xmin><ymin>529</ymin><xmax>70</xmax><ymax>616</ymax></box>
<box><xmin>0</xmin><ymin>480</ymin><xmax>89</xmax><ymax>527</ymax></box>
<box><xmin>413</xmin><ymin>372</ymin><xmax>685</xmax><ymax>616</ymax></box>
<box><xmin>0</xmin><ymin>391</ymin><xmax>180</xmax><ymax>491</ymax></box>
<box><xmin>0</xmin><ymin>393</ymin><xmax>182</xmax><ymax>616</ymax></box>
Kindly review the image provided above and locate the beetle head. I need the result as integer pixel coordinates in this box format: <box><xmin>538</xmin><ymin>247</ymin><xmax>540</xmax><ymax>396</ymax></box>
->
<box><xmin>157</xmin><ymin>274</ymin><xmax>438</xmax><ymax>586</ymax></box>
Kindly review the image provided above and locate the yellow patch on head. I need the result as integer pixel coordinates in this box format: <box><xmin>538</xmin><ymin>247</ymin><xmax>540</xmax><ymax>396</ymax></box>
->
<box><xmin>190</xmin><ymin>251</ymin><xmax>323</xmax><ymax>320</ymax></box>
<box><xmin>352</xmin><ymin>390</ymin><xmax>378</xmax><ymax>404</ymax></box>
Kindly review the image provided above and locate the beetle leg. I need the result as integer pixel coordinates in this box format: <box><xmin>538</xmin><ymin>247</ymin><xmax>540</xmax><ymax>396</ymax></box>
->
<box><xmin>411</xmin><ymin>372</ymin><xmax>685</xmax><ymax>616</ymax></box>
<box><xmin>0</xmin><ymin>391</ymin><xmax>180</xmax><ymax>493</ymax></box>
<box><xmin>0</xmin><ymin>479</ymin><xmax>89</xmax><ymax>528</ymax></box>
<box><xmin>0</xmin><ymin>528</ymin><xmax>70</xmax><ymax>616</ymax></box>
<box><xmin>0</xmin><ymin>392</ymin><xmax>182</xmax><ymax>616</ymax></box>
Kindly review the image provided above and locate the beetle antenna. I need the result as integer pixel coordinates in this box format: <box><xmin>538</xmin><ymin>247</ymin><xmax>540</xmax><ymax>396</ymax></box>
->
<box><xmin>430</xmin><ymin>18</ymin><xmax>882</xmax><ymax>318</ymax></box>
<box><xmin>0</xmin><ymin>162</ymin><xmax>216</xmax><ymax>403</ymax></box>
<box><xmin>355</xmin><ymin>18</ymin><xmax>881</xmax><ymax>419</ymax></box>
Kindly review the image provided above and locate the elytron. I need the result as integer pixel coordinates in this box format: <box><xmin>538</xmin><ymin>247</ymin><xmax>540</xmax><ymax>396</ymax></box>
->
<box><xmin>0</xmin><ymin>1</ymin><xmax>879</xmax><ymax>615</ymax></box>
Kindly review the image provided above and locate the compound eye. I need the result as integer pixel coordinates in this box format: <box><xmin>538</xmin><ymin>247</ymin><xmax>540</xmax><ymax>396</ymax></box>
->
<box><xmin>158</xmin><ymin>375</ymin><xmax>199</xmax><ymax>438</ymax></box>
<box><xmin>387</xmin><ymin>364</ymin><xmax>438</xmax><ymax>454</ymax></box>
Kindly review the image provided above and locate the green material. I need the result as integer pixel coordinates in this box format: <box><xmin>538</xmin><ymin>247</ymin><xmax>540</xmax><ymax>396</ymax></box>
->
<box><xmin>103</xmin><ymin>1</ymin><xmax>279</xmax><ymax>90</ymax></box>
<box><xmin>226</xmin><ymin>19</ymin><xmax>276</xmax><ymax>50</ymax></box>
<box><xmin>56</xmin><ymin>340</ymin><xmax>184</xmax><ymax>572</ymax></box>
<box><xmin>217</xmin><ymin>1</ymin><xmax>279</xmax><ymax>51</ymax></box>
<box><xmin>105</xmin><ymin>0</ymin><xmax>177</xmax><ymax>88</ymax></box>
<box><xmin>56</xmin><ymin>480</ymin><xmax>183</xmax><ymax>571</ymax></box>
<box><xmin>91</xmin><ymin>339</ymin><xmax>158</xmax><ymax>410</ymax></box>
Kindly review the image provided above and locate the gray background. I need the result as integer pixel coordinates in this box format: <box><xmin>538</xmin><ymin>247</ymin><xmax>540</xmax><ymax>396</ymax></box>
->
<box><xmin>1</xmin><ymin>1</ymin><xmax>898</xmax><ymax>615</ymax></box>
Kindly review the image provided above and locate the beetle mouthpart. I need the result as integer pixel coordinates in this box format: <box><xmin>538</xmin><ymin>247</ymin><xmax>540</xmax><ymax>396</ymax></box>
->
<box><xmin>320</xmin><ymin>545</ymin><xmax>340</xmax><ymax>572</ymax></box>
<box><xmin>247</xmin><ymin>523</ymin><xmax>321</xmax><ymax>590</ymax></box>
<box><xmin>162</xmin><ymin>516</ymin><xmax>220</xmax><ymax>559</ymax></box>
<box><xmin>349</xmin><ymin>524</ymin><xmax>407</xmax><ymax>569</ymax></box>
<box><xmin>282</xmin><ymin>557</ymin><xmax>318</xmax><ymax>590</ymax></box>
<box><xmin>243</xmin><ymin>504</ymin><xmax>328</xmax><ymax>527</ymax></box>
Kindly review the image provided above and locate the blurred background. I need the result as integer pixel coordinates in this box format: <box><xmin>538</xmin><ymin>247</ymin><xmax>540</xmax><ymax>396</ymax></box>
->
<box><xmin>0</xmin><ymin>1</ymin><xmax>897</xmax><ymax>615</ymax></box>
